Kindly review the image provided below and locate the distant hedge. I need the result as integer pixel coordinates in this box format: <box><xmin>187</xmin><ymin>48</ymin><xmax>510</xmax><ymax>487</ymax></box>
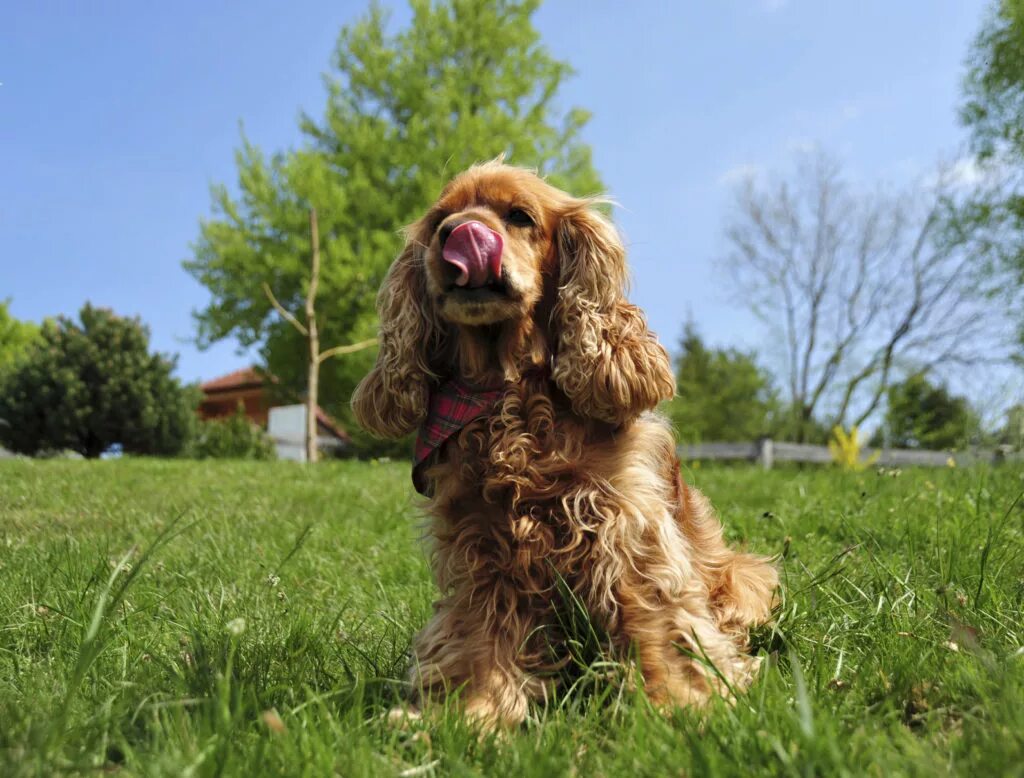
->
<box><xmin>188</xmin><ymin>405</ymin><xmax>276</xmax><ymax>460</ymax></box>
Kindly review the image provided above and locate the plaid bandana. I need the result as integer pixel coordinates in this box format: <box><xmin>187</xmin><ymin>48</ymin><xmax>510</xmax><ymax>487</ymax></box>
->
<box><xmin>412</xmin><ymin>378</ymin><xmax>504</xmax><ymax>495</ymax></box>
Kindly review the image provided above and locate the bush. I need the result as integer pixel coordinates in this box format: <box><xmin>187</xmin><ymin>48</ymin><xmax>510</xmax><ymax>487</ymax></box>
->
<box><xmin>189</xmin><ymin>405</ymin><xmax>276</xmax><ymax>460</ymax></box>
<box><xmin>0</xmin><ymin>304</ymin><xmax>198</xmax><ymax>458</ymax></box>
<box><xmin>667</xmin><ymin>323</ymin><xmax>778</xmax><ymax>443</ymax></box>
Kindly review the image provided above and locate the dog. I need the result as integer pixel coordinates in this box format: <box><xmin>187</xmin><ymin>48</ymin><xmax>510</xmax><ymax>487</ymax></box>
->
<box><xmin>352</xmin><ymin>160</ymin><xmax>777</xmax><ymax>727</ymax></box>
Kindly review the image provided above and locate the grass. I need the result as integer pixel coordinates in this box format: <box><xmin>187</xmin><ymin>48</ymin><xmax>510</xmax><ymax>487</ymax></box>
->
<box><xmin>0</xmin><ymin>458</ymin><xmax>1022</xmax><ymax>777</ymax></box>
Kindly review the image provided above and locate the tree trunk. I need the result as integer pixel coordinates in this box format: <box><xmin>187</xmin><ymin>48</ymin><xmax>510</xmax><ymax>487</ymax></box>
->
<box><xmin>262</xmin><ymin>208</ymin><xmax>378</xmax><ymax>463</ymax></box>
<box><xmin>306</xmin><ymin>209</ymin><xmax>321</xmax><ymax>464</ymax></box>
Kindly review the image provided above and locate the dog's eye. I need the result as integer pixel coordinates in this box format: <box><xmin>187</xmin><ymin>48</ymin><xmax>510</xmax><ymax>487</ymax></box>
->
<box><xmin>506</xmin><ymin>207</ymin><xmax>534</xmax><ymax>228</ymax></box>
<box><xmin>431</xmin><ymin>211</ymin><xmax>450</xmax><ymax>232</ymax></box>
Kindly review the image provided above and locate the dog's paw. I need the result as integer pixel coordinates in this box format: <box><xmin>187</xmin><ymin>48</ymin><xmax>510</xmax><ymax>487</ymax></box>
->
<box><xmin>386</xmin><ymin>705</ymin><xmax>422</xmax><ymax>729</ymax></box>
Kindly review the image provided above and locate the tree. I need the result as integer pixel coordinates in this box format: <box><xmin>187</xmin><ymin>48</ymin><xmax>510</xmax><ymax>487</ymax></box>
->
<box><xmin>0</xmin><ymin>304</ymin><xmax>198</xmax><ymax>458</ymax></box>
<box><xmin>0</xmin><ymin>300</ymin><xmax>39</xmax><ymax>369</ymax></box>
<box><xmin>186</xmin><ymin>0</ymin><xmax>603</xmax><ymax>452</ymax></box>
<box><xmin>879</xmin><ymin>373</ymin><xmax>981</xmax><ymax>450</ymax></box>
<box><xmin>723</xmin><ymin>149</ymin><xmax>1004</xmax><ymax>440</ymax></box>
<box><xmin>262</xmin><ymin>209</ymin><xmax>376</xmax><ymax>462</ymax></box>
<box><xmin>960</xmin><ymin>0</ymin><xmax>1024</xmax><ymax>348</ymax></box>
<box><xmin>667</xmin><ymin>323</ymin><xmax>777</xmax><ymax>443</ymax></box>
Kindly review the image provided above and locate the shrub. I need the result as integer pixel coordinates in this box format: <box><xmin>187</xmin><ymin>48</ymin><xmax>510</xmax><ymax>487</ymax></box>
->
<box><xmin>189</xmin><ymin>405</ymin><xmax>276</xmax><ymax>460</ymax></box>
<box><xmin>0</xmin><ymin>304</ymin><xmax>197</xmax><ymax>458</ymax></box>
<box><xmin>828</xmin><ymin>426</ymin><xmax>880</xmax><ymax>472</ymax></box>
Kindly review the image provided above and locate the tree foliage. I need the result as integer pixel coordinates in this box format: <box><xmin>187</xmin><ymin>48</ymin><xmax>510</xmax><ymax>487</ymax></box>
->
<box><xmin>0</xmin><ymin>300</ymin><xmax>39</xmax><ymax>369</ymax></box>
<box><xmin>667</xmin><ymin>323</ymin><xmax>777</xmax><ymax>443</ymax></box>
<box><xmin>879</xmin><ymin>373</ymin><xmax>981</xmax><ymax>451</ymax></box>
<box><xmin>0</xmin><ymin>304</ymin><xmax>198</xmax><ymax>458</ymax></box>
<box><xmin>186</xmin><ymin>0</ymin><xmax>603</xmax><ymax>451</ymax></box>
<box><xmin>960</xmin><ymin>0</ymin><xmax>1024</xmax><ymax>347</ymax></box>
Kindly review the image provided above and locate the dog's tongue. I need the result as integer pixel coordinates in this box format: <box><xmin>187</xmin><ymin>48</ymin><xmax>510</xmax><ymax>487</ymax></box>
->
<box><xmin>442</xmin><ymin>221</ymin><xmax>503</xmax><ymax>288</ymax></box>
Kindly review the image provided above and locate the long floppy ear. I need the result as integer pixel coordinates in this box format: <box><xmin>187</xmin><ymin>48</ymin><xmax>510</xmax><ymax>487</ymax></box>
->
<box><xmin>352</xmin><ymin>222</ymin><xmax>443</xmax><ymax>438</ymax></box>
<box><xmin>551</xmin><ymin>201</ymin><xmax>675</xmax><ymax>425</ymax></box>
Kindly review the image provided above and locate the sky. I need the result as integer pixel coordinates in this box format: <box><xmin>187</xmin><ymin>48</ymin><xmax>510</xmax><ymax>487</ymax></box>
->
<box><xmin>0</xmin><ymin>1</ymin><xmax>998</xmax><ymax>394</ymax></box>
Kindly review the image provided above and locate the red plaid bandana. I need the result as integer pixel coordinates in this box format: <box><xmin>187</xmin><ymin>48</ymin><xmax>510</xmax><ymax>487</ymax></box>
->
<box><xmin>412</xmin><ymin>377</ymin><xmax>504</xmax><ymax>495</ymax></box>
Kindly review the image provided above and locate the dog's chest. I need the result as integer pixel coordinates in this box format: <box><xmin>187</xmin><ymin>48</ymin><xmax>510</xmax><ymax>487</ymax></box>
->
<box><xmin>437</xmin><ymin>409</ymin><xmax>603</xmax><ymax>577</ymax></box>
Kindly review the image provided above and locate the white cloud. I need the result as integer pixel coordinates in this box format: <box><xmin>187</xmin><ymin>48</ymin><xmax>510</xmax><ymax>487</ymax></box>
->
<box><xmin>943</xmin><ymin>157</ymin><xmax>988</xmax><ymax>188</ymax></box>
<box><xmin>717</xmin><ymin>163</ymin><xmax>763</xmax><ymax>187</ymax></box>
<box><xmin>785</xmin><ymin>137</ymin><xmax>819</xmax><ymax>156</ymax></box>
<box><xmin>924</xmin><ymin>156</ymin><xmax>1008</xmax><ymax>191</ymax></box>
<box><xmin>838</xmin><ymin>100</ymin><xmax>864</xmax><ymax>121</ymax></box>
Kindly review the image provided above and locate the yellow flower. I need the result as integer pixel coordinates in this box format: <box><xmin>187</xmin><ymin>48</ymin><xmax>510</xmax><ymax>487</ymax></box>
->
<box><xmin>828</xmin><ymin>426</ymin><xmax>880</xmax><ymax>472</ymax></box>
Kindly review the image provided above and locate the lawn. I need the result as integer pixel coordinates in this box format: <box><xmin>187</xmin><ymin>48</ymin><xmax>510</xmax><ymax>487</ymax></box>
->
<box><xmin>0</xmin><ymin>458</ymin><xmax>1022</xmax><ymax>777</ymax></box>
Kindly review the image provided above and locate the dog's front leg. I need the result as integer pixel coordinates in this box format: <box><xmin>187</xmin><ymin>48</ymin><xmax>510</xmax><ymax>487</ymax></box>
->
<box><xmin>616</xmin><ymin>576</ymin><xmax>764</xmax><ymax>710</ymax></box>
<box><xmin>408</xmin><ymin>592</ymin><xmax>531</xmax><ymax>729</ymax></box>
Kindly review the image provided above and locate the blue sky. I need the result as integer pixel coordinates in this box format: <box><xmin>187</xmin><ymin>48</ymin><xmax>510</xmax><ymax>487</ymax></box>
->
<box><xmin>0</xmin><ymin>0</ymin><xmax>991</xmax><ymax>389</ymax></box>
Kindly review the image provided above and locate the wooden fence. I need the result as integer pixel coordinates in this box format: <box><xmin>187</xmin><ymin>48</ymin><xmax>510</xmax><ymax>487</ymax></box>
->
<box><xmin>677</xmin><ymin>439</ymin><xmax>1024</xmax><ymax>469</ymax></box>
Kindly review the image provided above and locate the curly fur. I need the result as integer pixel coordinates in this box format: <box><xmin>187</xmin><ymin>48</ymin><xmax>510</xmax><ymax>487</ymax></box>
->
<box><xmin>352</xmin><ymin>161</ymin><xmax>778</xmax><ymax>728</ymax></box>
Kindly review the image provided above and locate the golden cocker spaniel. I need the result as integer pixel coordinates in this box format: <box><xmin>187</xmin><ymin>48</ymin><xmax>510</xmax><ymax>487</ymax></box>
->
<box><xmin>353</xmin><ymin>161</ymin><xmax>777</xmax><ymax>727</ymax></box>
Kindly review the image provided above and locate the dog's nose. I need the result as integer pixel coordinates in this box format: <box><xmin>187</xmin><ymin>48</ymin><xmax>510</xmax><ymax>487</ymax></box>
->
<box><xmin>441</xmin><ymin>221</ymin><xmax>503</xmax><ymax>288</ymax></box>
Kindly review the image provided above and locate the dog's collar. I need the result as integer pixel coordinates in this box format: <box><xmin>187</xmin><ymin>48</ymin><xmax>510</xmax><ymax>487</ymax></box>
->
<box><xmin>410</xmin><ymin>366</ymin><xmax>554</xmax><ymax>496</ymax></box>
<box><xmin>412</xmin><ymin>377</ymin><xmax>505</xmax><ymax>496</ymax></box>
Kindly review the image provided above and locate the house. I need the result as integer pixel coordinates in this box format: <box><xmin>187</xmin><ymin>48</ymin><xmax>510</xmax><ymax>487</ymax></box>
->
<box><xmin>199</xmin><ymin>367</ymin><xmax>350</xmax><ymax>458</ymax></box>
<box><xmin>199</xmin><ymin>367</ymin><xmax>273</xmax><ymax>425</ymax></box>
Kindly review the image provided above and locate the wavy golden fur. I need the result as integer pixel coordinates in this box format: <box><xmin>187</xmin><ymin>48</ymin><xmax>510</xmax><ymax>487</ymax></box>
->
<box><xmin>352</xmin><ymin>161</ymin><xmax>777</xmax><ymax>727</ymax></box>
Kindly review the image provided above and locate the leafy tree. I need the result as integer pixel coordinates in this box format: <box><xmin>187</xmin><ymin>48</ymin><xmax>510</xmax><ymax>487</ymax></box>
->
<box><xmin>667</xmin><ymin>323</ymin><xmax>777</xmax><ymax>443</ymax></box>
<box><xmin>0</xmin><ymin>299</ymin><xmax>39</xmax><ymax>369</ymax></box>
<box><xmin>0</xmin><ymin>304</ymin><xmax>198</xmax><ymax>458</ymax></box>
<box><xmin>879</xmin><ymin>373</ymin><xmax>981</xmax><ymax>450</ymax></box>
<box><xmin>188</xmin><ymin>404</ymin><xmax>276</xmax><ymax>460</ymax></box>
<box><xmin>960</xmin><ymin>0</ymin><xmax>1024</xmax><ymax>348</ymax></box>
<box><xmin>186</xmin><ymin>0</ymin><xmax>603</xmax><ymax>454</ymax></box>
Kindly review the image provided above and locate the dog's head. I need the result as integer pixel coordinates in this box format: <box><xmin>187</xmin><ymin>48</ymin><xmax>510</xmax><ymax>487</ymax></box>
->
<box><xmin>352</xmin><ymin>161</ymin><xmax>674</xmax><ymax>438</ymax></box>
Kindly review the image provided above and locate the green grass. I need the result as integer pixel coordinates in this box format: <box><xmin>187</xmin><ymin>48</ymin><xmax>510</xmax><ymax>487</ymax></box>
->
<box><xmin>0</xmin><ymin>458</ymin><xmax>1022</xmax><ymax>776</ymax></box>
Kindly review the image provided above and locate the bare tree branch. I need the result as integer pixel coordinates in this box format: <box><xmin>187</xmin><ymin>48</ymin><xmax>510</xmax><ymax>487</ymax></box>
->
<box><xmin>262</xmin><ymin>282</ymin><xmax>308</xmax><ymax>337</ymax></box>
<box><xmin>318</xmin><ymin>338</ymin><xmax>378</xmax><ymax>362</ymax></box>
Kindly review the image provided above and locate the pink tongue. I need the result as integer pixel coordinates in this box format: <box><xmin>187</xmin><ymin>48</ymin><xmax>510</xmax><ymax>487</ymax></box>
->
<box><xmin>442</xmin><ymin>221</ymin><xmax>503</xmax><ymax>288</ymax></box>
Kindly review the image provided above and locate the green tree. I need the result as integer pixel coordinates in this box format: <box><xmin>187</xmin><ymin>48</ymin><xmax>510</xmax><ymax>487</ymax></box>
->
<box><xmin>667</xmin><ymin>323</ymin><xmax>778</xmax><ymax>443</ymax></box>
<box><xmin>0</xmin><ymin>300</ymin><xmax>39</xmax><ymax>369</ymax></box>
<box><xmin>0</xmin><ymin>304</ymin><xmax>198</xmax><ymax>458</ymax></box>
<box><xmin>960</xmin><ymin>0</ymin><xmax>1024</xmax><ymax>347</ymax></box>
<box><xmin>880</xmin><ymin>373</ymin><xmax>981</xmax><ymax>451</ymax></box>
<box><xmin>186</xmin><ymin>0</ymin><xmax>603</xmax><ymax>453</ymax></box>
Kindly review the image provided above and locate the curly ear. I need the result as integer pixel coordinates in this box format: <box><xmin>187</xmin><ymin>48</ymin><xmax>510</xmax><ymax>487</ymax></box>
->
<box><xmin>551</xmin><ymin>201</ymin><xmax>675</xmax><ymax>425</ymax></box>
<box><xmin>352</xmin><ymin>223</ymin><xmax>443</xmax><ymax>438</ymax></box>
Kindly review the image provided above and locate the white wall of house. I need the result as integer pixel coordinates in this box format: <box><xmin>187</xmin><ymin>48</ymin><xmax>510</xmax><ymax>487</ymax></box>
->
<box><xmin>267</xmin><ymin>404</ymin><xmax>345</xmax><ymax>462</ymax></box>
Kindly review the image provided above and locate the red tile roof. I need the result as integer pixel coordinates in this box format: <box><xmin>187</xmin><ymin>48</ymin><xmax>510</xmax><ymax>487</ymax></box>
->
<box><xmin>200</xmin><ymin>367</ymin><xmax>267</xmax><ymax>393</ymax></box>
<box><xmin>316</xmin><ymin>407</ymin><xmax>350</xmax><ymax>443</ymax></box>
